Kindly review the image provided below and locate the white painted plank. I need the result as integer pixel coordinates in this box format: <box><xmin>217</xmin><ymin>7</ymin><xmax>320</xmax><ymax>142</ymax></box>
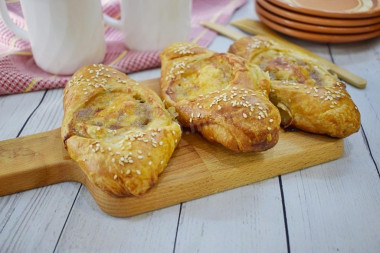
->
<box><xmin>0</xmin><ymin>88</ymin><xmax>80</xmax><ymax>252</ymax></box>
<box><xmin>0</xmin><ymin>90</ymin><xmax>45</xmax><ymax>140</ymax></box>
<box><xmin>175</xmin><ymin>178</ymin><xmax>287</xmax><ymax>253</ymax></box>
<box><xmin>55</xmin><ymin>186</ymin><xmax>180</xmax><ymax>253</ymax></box>
<box><xmin>332</xmin><ymin>37</ymin><xmax>380</xmax><ymax>166</ymax></box>
<box><xmin>282</xmin><ymin>38</ymin><xmax>380</xmax><ymax>252</ymax></box>
<box><xmin>283</xmin><ymin>131</ymin><xmax>380</xmax><ymax>252</ymax></box>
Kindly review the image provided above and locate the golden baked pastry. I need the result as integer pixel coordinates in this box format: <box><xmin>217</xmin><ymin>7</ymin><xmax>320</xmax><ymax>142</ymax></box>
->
<box><xmin>228</xmin><ymin>36</ymin><xmax>360</xmax><ymax>138</ymax></box>
<box><xmin>61</xmin><ymin>64</ymin><xmax>181</xmax><ymax>197</ymax></box>
<box><xmin>160</xmin><ymin>42</ymin><xmax>281</xmax><ymax>152</ymax></box>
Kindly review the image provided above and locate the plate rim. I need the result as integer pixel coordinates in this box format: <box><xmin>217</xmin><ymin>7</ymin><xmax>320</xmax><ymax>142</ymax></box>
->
<box><xmin>257</xmin><ymin>0</ymin><xmax>380</xmax><ymax>27</ymax></box>
<box><xmin>256</xmin><ymin>1</ymin><xmax>380</xmax><ymax>34</ymax></box>
<box><xmin>266</xmin><ymin>0</ymin><xmax>380</xmax><ymax>18</ymax></box>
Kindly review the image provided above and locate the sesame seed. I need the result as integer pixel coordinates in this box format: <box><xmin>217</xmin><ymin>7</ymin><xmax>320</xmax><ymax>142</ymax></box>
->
<box><xmin>160</xmin><ymin>160</ymin><xmax>164</xmax><ymax>165</ymax></box>
<box><xmin>148</xmin><ymin>161</ymin><xmax>152</xmax><ymax>165</ymax></box>
<box><xmin>138</xmin><ymin>155</ymin><xmax>143</xmax><ymax>159</ymax></box>
<box><xmin>159</xmin><ymin>141</ymin><xmax>163</xmax><ymax>146</ymax></box>
<box><xmin>269</xmin><ymin>118</ymin><xmax>274</xmax><ymax>123</ymax></box>
<box><xmin>136</xmin><ymin>170</ymin><xmax>141</xmax><ymax>175</ymax></box>
<box><xmin>111</xmin><ymin>158</ymin><xmax>115</xmax><ymax>163</ymax></box>
<box><xmin>137</xmin><ymin>150</ymin><xmax>142</xmax><ymax>154</ymax></box>
<box><xmin>114</xmin><ymin>174</ymin><xmax>118</xmax><ymax>180</ymax></box>
<box><xmin>243</xmin><ymin>113</ymin><xmax>247</xmax><ymax>118</ymax></box>
<box><xmin>267</xmin><ymin>127</ymin><xmax>272</xmax><ymax>131</ymax></box>
<box><xmin>126</xmin><ymin>169</ymin><xmax>131</xmax><ymax>175</ymax></box>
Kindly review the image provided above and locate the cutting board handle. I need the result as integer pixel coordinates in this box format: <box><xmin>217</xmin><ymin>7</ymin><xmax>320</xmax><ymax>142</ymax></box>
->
<box><xmin>0</xmin><ymin>128</ymin><xmax>83</xmax><ymax>196</ymax></box>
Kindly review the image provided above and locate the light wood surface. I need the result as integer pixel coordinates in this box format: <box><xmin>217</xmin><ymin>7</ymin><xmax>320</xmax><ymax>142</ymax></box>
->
<box><xmin>1</xmin><ymin>1</ymin><xmax>379</xmax><ymax>252</ymax></box>
<box><xmin>0</xmin><ymin>78</ymin><xmax>343</xmax><ymax>217</ymax></box>
<box><xmin>201</xmin><ymin>19</ymin><xmax>367</xmax><ymax>89</ymax></box>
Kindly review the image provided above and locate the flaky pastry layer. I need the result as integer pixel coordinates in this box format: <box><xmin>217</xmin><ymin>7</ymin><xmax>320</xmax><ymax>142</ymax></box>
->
<box><xmin>160</xmin><ymin>42</ymin><xmax>281</xmax><ymax>152</ymax></box>
<box><xmin>62</xmin><ymin>65</ymin><xmax>181</xmax><ymax>197</ymax></box>
<box><xmin>229</xmin><ymin>36</ymin><xmax>360</xmax><ymax>138</ymax></box>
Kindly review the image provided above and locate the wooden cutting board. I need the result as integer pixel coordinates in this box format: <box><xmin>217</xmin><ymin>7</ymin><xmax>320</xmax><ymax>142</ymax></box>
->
<box><xmin>0</xmin><ymin>79</ymin><xmax>343</xmax><ymax>217</ymax></box>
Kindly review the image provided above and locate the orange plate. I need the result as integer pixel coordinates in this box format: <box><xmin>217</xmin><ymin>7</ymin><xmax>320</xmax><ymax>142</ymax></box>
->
<box><xmin>257</xmin><ymin>12</ymin><xmax>380</xmax><ymax>43</ymax></box>
<box><xmin>256</xmin><ymin>1</ymin><xmax>380</xmax><ymax>34</ymax></box>
<box><xmin>257</xmin><ymin>0</ymin><xmax>380</xmax><ymax>27</ymax></box>
<box><xmin>267</xmin><ymin>0</ymin><xmax>380</xmax><ymax>18</ymax></box>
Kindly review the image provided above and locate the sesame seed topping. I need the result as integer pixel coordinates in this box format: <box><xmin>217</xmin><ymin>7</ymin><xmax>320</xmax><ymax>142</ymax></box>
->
<box><xmin>114</xmin><ymin>174</ymin><xmax>118</xmax><ymax>180</ymax></box>
<box><xmin>136</xmin><ymin>170</ymin><xmax>141</xmax><ymax>175</ymax></box>
<box><xmin>243</xmin><ymin>113</ymin><xmax>247</xmax><ymax>118</ymax></box>
<box><xmin>148</xmin><ymin>161</ymin><xmax>152</xmax><ymax>165</ymax></box>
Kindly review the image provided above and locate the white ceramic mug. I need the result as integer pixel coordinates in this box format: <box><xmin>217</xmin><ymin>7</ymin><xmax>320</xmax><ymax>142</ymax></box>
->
<box><xmin>0</xmin><ymin>0</ymin><xmax>106</xmax><ymax>75</ymax></box>
<box><xmin>104</xmin><ymin>0</ymin><xmax>192</xmax><ymax>51</ymax></box>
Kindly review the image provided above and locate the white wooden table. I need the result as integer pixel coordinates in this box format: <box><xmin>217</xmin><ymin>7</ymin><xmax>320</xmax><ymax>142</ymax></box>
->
<box><xmin>1</xmin><ymin>1</ymin><xmax>379</xmax><ymax>252</ymax></box>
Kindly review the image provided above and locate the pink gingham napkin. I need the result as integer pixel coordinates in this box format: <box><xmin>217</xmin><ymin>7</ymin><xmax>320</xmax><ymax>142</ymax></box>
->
<box><xmin>0</xmin><ymin>0</ymin><xmax>247</xmax><ymax>95</ymax></box>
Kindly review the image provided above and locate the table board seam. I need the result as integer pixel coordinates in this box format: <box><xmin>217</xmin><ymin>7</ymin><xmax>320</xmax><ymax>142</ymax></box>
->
<box><xmin>52</xmin><ymin>184</ymin><xmax>83</xmax><ymax>253</ymax></box>
<box><xmin>16</xmin><ymin>90</ymin><xmax>48</xmax><ymax>138</ymax></box>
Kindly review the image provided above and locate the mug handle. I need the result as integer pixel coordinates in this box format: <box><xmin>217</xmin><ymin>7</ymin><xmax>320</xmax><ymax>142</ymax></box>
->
<box><xmin>103</xmin><ymin>13</ymin><xmax>122</xmax><ymax>30</ymax></box>
<box><xmin>0</xmin><ymin>0</ymin><xmax>29</xmax><ymax>41</ymax></box>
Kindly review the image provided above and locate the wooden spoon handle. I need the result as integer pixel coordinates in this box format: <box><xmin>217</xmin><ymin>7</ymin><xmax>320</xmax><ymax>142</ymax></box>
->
<box><xmin>200</xmin><ymin>21</ymin><xmax>244</xmax><ymax>40</ymax></box>
<box><xmin>229</xmin><ymin>19</ymin><xmax>367</xmax><ymax>89</ymax></box>
<box><xmin>0</xmin><ymin>128</ymin><xmax>82</xmax><ymax>196</ymax></box>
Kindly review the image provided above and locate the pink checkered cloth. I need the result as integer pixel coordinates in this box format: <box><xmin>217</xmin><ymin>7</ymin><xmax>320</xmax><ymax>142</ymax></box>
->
<box><xmin>0</xmin><ymin>0</ymin><xmax>247</xmax><ymax>95</ymax></box>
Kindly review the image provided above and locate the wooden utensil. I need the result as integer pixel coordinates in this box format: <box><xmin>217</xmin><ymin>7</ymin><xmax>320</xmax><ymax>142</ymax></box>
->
<box><xmin>0</xmin><ymin>78</ymin><xmax>343</xmax><ymax>217</ymax></box>
<box><xmin>201</xmin><ymin>20</ymin><xmax>367</xmax><ymax>89</ymax></box>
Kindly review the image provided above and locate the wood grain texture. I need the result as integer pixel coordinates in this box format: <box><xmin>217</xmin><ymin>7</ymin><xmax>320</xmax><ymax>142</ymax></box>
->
<box><xmin>0</xmin><ymin>89</ymin><xmax>81</xmax><ymax>253</ymax></box>
<box><xmin>0</xmin><ymin>79</ymin><xmax>343</xmax><ymax>217</ymax></box>
<box><xmin>283</xmin><ymin>130</ymin><xmax>380</xmax><ymax>252</ymax></box>
<box><xmin>332</xmin><ymin>38</ymin><xmax>380</xmax><ymax>168</ymax></box>
<box><xmin>279</xmin><ymin>37</ymin><xmax>380</xmax><ymax>252</ymax></box>
<box><xmin>55</xmin><ymin>187</ymin><xmax>180</xmax><ymax>253</ymax></box>
<box><xmin>175</xmin><ymin>179</ymin><xmax>287</xmax><ymax>253</ymax></box>
<box><xmin>0</xmin><ymin>90</ymin><xmax>45</xmax><ymax>140</ymax></box>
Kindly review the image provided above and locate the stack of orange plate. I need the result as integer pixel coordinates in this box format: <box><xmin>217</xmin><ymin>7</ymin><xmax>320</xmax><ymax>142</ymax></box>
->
<box><xmin>255</xmin><ymin>0</ymin><xmax>380</xmax><ymax>43</ymax></box>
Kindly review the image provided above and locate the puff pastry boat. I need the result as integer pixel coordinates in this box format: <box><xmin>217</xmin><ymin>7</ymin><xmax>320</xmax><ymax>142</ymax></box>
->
<box><xmin>160</xmin><ymin>42</ymin><xmax>281</xmax><ymax>152</ymax></box>
<box><xmin>229</xmin><ymin>36</ymin><xmax>360</xmax><ymax>138</ymax></box>
<box><xmin>61</xmin><ymin>65</ymin><xmax>181</xmax><ymax>197</ymax></box>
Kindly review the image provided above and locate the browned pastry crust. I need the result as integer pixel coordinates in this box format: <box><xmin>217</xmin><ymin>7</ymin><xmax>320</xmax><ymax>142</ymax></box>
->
<box><xmin>228</xmin><ymin>36</ymin><xmax>360</xmax><ymax>138</ymax></box>
<box><xmin>61</xmin><ymin>64</ymin><xmax>181</xmax><ymax>197</ymax></box>
<box><xmin>160</xmin><ymin>42</ymin><xmax>281</xmax><ymax>152</ymax></box>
